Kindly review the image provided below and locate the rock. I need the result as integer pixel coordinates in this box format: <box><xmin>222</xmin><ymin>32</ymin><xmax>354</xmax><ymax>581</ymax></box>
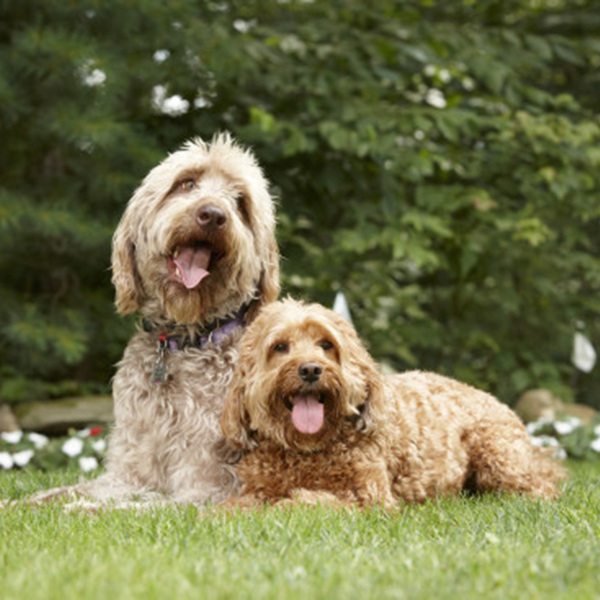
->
<box><xmin>0</xmin><ymin>403</ymin><xmax>20</xmax><ymax>432</ymax></box>
<box><xmin>13</xmin><ymin>395</ymin><xmax>114</xmax><ymax>434</ymax></box>
<box><xmin>562</xmin><ymin>403</ymin><xmax>597</xmax><ymax>424</ymax></box>
<box><xmin>514</xmin><ymin>389</ymin><xmax>596</xmax><ymax>424</ymax></box>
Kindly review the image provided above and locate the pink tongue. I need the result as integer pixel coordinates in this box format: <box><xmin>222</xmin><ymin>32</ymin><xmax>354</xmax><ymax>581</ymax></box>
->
<box><xmin>290</xmin><ymin>395</ymin><xmax>324</xmax><ymax>434</ymax></box>
<box><xmin>173</xmin><ymin>246</ymin><xmax>211</xmax><ymax>289</ymax></box>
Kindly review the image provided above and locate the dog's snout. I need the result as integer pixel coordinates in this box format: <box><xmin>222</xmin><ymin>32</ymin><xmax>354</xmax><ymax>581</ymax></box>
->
<box><xmin>298</xmin><ymin>362</ymin><xmax>323</xmax><ymax>383</ymax></box>
<box><xmin>197</xmin><ymin>205</ymin><xmax>227</xmax><ymax>230</ymax></box>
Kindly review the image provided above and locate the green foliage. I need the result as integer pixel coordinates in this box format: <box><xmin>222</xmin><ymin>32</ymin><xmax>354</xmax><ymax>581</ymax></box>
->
<box><xmin>1</xmin><ymin>0</ymin><xmax>599</xmax><ymax>405</ymax></box>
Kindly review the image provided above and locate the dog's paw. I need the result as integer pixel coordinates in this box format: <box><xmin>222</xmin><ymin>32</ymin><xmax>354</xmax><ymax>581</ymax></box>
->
<box><xmin>29</xmin><ymin>486</ymin><xmax>80</xmax><ymax>504</ymax></box>
<box><xmin>214</xmin><ymin>437</ymin><xmax>250</xmax><ymax>464</ymax></box>
<box><xmin>62</xmin><ymin>499</ymin><xmax>103</xmax><ymax>514</ymax></box>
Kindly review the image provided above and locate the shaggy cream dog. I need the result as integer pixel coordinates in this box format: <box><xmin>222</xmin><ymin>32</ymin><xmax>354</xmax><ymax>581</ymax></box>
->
<box><xmin>28</xmin><ymin>133</ymin><xmax>279</xmax><ymax>506</ymax></box>
<box><xmin>221</xmin><ymin>300</ymin><xmax>565</xmax><ymax>509</ymax></box>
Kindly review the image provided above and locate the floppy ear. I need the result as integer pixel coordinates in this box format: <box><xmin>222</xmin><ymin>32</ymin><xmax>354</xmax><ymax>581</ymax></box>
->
<box><xmin>354</xmin><ymin>377</ymin><xmax>386</xmax><ymax>433</ymax></box>
<box><xmin>333</xmin><ymin>315</ymin><xmax>386</xmax><ymax>433</ymax></box>
<box><xmin>247</xmin><ymin>234</ymin><xmax>280</xmax><ymax>322</ymax></box>
<box><xmin>111</xmin><ymin>208</ymin><xmax>144</xmax><ymax>315</ymax></box>
<box><xmin>260</xmin><ymin>234</ymin><xmax>280</xmax><ymax>305</ymax></box>
<box><xmin>220</xmin><ymin>367</ymin><xmax>255</xmax><ymax>449</ymax></box>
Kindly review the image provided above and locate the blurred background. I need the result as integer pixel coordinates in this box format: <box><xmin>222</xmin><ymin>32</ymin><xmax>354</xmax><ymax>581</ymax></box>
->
<box><xmin>1</xmin><ymin>0</ymin><xmax>599</xmax><ymax>430</ymax></box>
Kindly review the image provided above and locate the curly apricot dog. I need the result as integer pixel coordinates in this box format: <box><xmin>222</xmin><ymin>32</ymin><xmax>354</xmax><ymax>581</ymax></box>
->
<box><xmin>221</xmin><ymin>299</ymin><xmax>565</xmax><ymax>508</ymax></box>
<box><xmin>20</xmin><ymin>134</ymin><xmax>279</xmax><ymax>508</ymax></box>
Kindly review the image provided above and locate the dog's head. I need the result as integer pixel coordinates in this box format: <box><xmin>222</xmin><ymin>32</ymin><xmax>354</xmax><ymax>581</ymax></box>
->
<box><xmin>111</xmin><ymin>133</ymin><xmax>279</xmax><ymax>325</ymax></box>
<box><xmin>221</xmin><ymin>299</ymin><xmax>385</xmax><ymax>452</ymax></box>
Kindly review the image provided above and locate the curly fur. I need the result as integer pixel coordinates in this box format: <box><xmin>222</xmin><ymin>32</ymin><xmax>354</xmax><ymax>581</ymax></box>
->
<box><xmin>221</xmin><ymin>299</ymin><xmax>566</xmax><ymax>509</ymax></box>
<box><xmin>28</xmin><ymin>133</ymin><xmax>279</xmax><ymax>506</ymax></box>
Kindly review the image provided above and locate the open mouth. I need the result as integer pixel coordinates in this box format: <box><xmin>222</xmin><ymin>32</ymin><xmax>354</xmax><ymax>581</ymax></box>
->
<box><xmin>284</xmin><ymin>393</ymin><xmax>326</xmax><ymax>435</ymax></box>
<box><xmin>167</xmin><ymin>242</ymin><xmax>225</xmax><ymax>289</ymax></box>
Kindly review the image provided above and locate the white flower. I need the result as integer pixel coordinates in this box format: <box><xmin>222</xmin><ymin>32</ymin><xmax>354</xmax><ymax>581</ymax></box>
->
<box><xmin>530</xmin><ymin>435</ymin><xmax>560</xmax><ymax>448</ymax></box>
<box><xmin>555</xmin><ymin>448</ymin><xmax>567</xmax><ymax>460</ymax></box>
<box><xmin>62</xmin><ymin>437</ymin><xmax>84</xmax><ymax>457</ymax></box>
<box><xmin>78</xmin><ymin>59</ymin><xmax>107</xmax><ymax>87</ymax></box>
<box><xmin>151</xmin><ymin>86</ymin><xmax>190</xmax><ymax>117</ymax></box>
<box><xmin>91</xmin><ymin>439</ymin><xmax>106</xmax><ymax>453</ymax></box>
<box><xmin>233</xmin><ymin>19</ymin><xmax>255</xmax><ymax>33</ymax></box>
<box><xmin>0</xmin><ymin>452</ymin><xmax>14</xmax><ymax>469</ymax></box>
<box><xmin>594</xmin><ymin>424</ymin><xmax>600</xmax><ymax>437</ymax></box>
<box><xmin>425</xmin><ymin>88</ymin><xmax>447</xmax><ymax>109</ymax></box>
<box><xmin>414</xmin><ymin>130</ymin><xmax>425</xmax><ymax>141</ymax></box>
<box><xmin>84</xmin><ymin>68</ymin><xmax>106</xmax><ymax>87</ymax></box>
<box><xmin>194</xmin><ymin>96</ymin><xmax>212</xmax><ymax>109</ymax></box>
<box><xmin>13</xmin><ymin>450</ymin><xmax>34</xmax><ymax>467</ymax></box>
<box><xmin>554</xmin><ymin>419</ymin><xmax>580</xmax><ymax>436</ymax></box>
<box><xmin>439</xmin><ymin>68</ymin><xmax>451</xmax><ymax>83</ymax></box>
<box><xmin>1</xmin><ymin>430</ymin><xmax>23</xmax><ymax>444</ymax></box>
<box><xmin>526</xmin><ymin>418</ymin><xmax>553</xmax><ymax>435</ymax></box>
<box><xmin>78</xmin><ymin>456</ymin><xmax>99</xmax><ymax>472</ymax></box>
<box><xmin>28</xmin><ymin>432</ymin><xmax>49</xmax><ymax>449</ymax></box>
<box><xmin>591</xmin><ymin>438</ymin><xmax>600</xmax><ymax>453</ymax></box>
<box><xmin>462</xmin><ymin>77</ymin><xmax>475</xmax><ymax>91</ymax></box>
<box><xmin>424</xmin><ymin>64</ymin><xmax>436</xmax><ymax>77</ymax></box>
<box><xmin>152</xmin><ymin>84</ymin><xmax>167</xmax><ymax>108</ymax></box>
<box><xmin>77</xmin><ymin>428</ymin><xmax>91</xmax><ymax>438</ymax></box>
<box><xmin>153</xmin><ymin>49</ymin><xmax>170</xmax><ymax>63</ymax></box>
<box><xmin>161</xmin><ymin>94</ymin><xmax>190</xmax><ymax>117</ymax></box>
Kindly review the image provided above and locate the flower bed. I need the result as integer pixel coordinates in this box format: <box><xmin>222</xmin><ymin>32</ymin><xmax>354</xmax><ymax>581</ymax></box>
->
<box><xmin>528</xmin><ymin>415</ymin><xmax>600</xmax><ymax>460</ymax></box>
<box><xmin>1</xmin><ymin>415</ymin><xmax>599</xmax><ymax>472</ymax></box>
<box><xmin>0</xmin><ymin>426</ymin><xmax>107</xmax><ymax>472</ymax></box>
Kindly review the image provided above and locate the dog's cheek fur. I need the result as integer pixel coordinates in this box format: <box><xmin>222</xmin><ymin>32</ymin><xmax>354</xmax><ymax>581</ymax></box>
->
<box><xmin>316</xmin><ymin>311</ymin><xmax>388</xmax><ymax>433</ymax></box>
<box><xmin>220</xmin><ymin>368</ymin><xmax>253</xmax><ymax>450</ymax></box>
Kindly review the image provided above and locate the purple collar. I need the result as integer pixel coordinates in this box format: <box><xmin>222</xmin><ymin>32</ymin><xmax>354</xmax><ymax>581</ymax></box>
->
<box><xmin>145</xmin><ymin>306</ymin><xmax>248</xmax><ymax>385</ymax></box>
<box><xmin>164</xmin><ymin>314</ymin><xmax>245</xmax><ymax>353</ymax></box>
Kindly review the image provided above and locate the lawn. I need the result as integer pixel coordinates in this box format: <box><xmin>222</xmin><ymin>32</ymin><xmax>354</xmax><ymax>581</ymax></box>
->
<box><xmin>1</xmin><ymin>462</ymin><xmax>599</xmax><ymax>600</ymax></box>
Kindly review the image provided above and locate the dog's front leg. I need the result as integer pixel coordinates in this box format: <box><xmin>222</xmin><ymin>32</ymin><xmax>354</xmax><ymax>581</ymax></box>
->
<box><xmin>216</xmin><ymin>493</ymin><xmax>266</xmax><ymax>512</ymax></box>
<box><xmin>283</xmin><ymin>488</ymin><xmax>355</xmax><ymax>508</ymax></box>
<box><xmin>353</xmin><ymin>457</ymin><xmax>396</xmax><ymax>509</ymax></box>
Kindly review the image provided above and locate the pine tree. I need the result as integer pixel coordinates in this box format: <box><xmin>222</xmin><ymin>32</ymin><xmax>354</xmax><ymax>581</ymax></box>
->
<box><xmin>1</xmin><ymin>0</ymin><xmax>599</xmax><ymax>408</ymax></box>
<box><xmin>0</xmin><ymin>0</ymin><xmax>206</xmax><ymax>401</ymax></box>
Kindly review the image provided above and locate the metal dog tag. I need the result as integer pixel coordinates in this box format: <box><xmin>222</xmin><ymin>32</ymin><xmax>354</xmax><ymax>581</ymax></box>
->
<box><xmin>152</xmin><ymin>335</ymin><xmax>169</xmax><ymax>385</ymax></box>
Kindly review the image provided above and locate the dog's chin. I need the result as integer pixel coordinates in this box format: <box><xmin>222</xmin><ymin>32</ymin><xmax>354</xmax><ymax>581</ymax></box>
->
<box><xmin>161</xmin><ymin>284</ymin><xmax>212</xmax><ymax>324</ymax></box>
<box><xmin>160</xmin><ymin>270</ymin><xmax>248</xmax><ymax>325</ymax></box>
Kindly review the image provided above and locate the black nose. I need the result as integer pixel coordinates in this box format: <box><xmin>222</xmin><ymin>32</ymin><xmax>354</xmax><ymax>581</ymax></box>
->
<box><xmin>298</xmin><ymin>362</ymin><xmax>322</xmax><ymax>383</ymax></box>
<box><xmin>197</xmin><ymin>205</ymin><xmax>227</xmax><ymax>230</ymax></box>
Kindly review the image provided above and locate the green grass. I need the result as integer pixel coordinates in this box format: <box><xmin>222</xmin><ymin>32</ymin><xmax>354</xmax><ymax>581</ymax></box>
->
<box><xmin>1</xmin><ymin>462</ymin><xmax>600</xmax><ymax>600</ymax></box>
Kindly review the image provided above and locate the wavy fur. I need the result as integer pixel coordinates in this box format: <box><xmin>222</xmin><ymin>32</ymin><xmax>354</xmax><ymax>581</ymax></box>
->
<box><xmin>221</xmin><ymin>299</ymin><xmax>566</xmax><ymax>509</ymax></box>
<box><xmin>29</xmin><ymin>134</ymin><xmax>279</xmax><ymax>507</ymax></box>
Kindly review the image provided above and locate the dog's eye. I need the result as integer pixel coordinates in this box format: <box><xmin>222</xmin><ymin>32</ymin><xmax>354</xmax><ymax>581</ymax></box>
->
<box><xmin>235</xmin><ymin>193</ymin><xmax>250</xmax><ymax>223</ymax></box>
<box><xmin>180</xmin><ymin>179</ymin><xmax>196</xmax><ymax>192</ymax></box>
<box><xmin>319</xmin><ymin>340</ymin><xmax>334</xmax><ymax>351</ymax></box>
<box><xmin>272</xmin><ymin>342</ymin><xmax>289</xmax><ymax>354</ymax></box>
